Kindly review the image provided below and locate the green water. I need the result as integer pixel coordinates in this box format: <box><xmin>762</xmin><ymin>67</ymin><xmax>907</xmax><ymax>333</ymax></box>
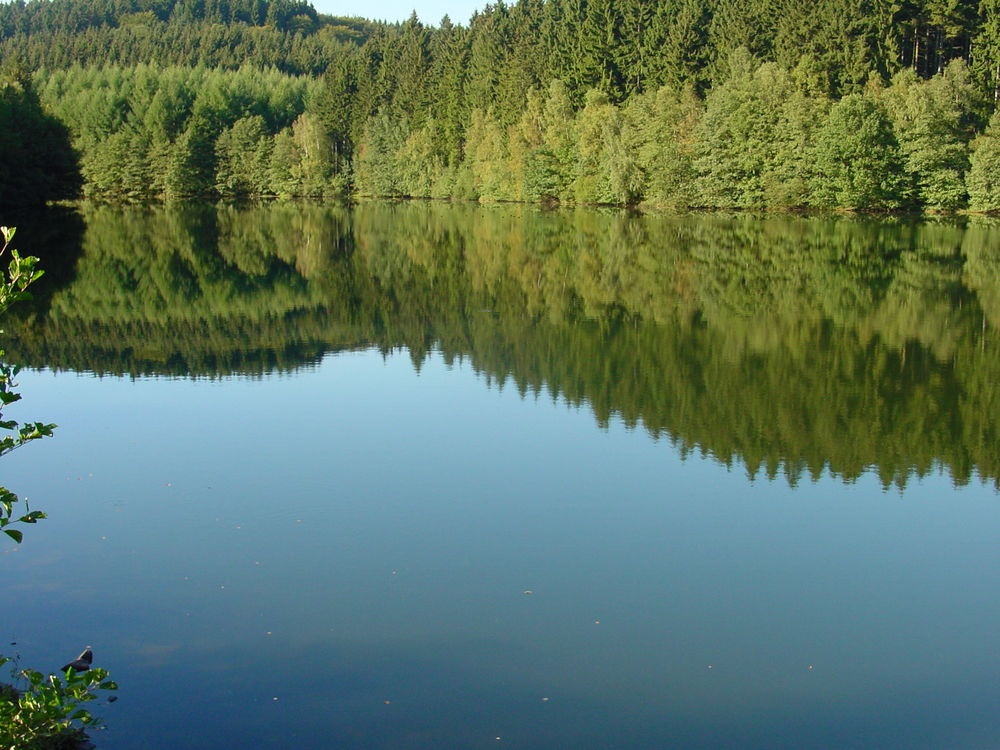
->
<box><xmin>2</xmin><ymin>202</ymin><xmax>999</xmax><ymax>749</ymax></box>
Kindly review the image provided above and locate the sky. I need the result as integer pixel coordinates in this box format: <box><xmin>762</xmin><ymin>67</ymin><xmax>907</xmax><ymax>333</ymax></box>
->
<box><xmin>311</xmin><ymin>0</ymin><xmax>487</xmax><ymax>24</ymax></box>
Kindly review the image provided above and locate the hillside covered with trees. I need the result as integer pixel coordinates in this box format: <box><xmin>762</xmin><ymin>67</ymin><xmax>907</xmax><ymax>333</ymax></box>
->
<box><xmin>7</xmin><ymin>0</ymin><xmax>1000</xmax><ymax>210</ymax></box>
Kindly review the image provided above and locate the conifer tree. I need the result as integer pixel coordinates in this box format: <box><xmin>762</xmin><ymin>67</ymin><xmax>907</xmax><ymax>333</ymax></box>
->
<box><xmin>215</xmin><ymin>114</ymin><xmax>273</xmax><ymax>197</ymax></box>
<box><xmin>165</xmin><ymin>113</ymin><xmax>217</xmax><ymax>198</ymax></box>
<box><xmin>311</xmin><ymin>57</ymin><xmax>358</xmax><ymax>174</ymax></box>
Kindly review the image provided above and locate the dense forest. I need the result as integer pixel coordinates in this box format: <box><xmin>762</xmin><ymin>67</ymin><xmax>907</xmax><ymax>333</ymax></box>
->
<box><xmin>5</xmin><ymin>0</ymin><xmax>1000</xmax><ymax>209</ymax></box>
<box><xmin>6</xmin><ymin>203</ymin><xmax>1000</xmax><ymax>487</ymax></box>
<box><xmin>0</xmin><ymin>0</ymin><xmax>377</xmax><ymax>72</ymax></box>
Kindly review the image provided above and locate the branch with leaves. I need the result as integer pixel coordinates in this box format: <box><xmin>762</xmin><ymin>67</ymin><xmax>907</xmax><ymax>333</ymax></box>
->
<box><xmin>0</xmin><ymin>653</ymin><xmax>118</xmax><ymax>749</ymax></box>
<box><xmin>0</xmin><ymin>226</ymin><xmax>55</xmax><ymax>544</ymax></box>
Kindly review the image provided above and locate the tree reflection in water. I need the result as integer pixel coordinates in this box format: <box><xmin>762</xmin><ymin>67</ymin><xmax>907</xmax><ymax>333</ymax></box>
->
<box><xmin>7</xmin><ymin>202</ymin><xmax>1000</xmax><ymax>489</ymax></box>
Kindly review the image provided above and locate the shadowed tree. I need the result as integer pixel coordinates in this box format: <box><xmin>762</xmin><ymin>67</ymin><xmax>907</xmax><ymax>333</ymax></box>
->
<box><xmin>0</xmin><ymin>67</ymin><xmax>80</xmax><ymax>206</ymax></box>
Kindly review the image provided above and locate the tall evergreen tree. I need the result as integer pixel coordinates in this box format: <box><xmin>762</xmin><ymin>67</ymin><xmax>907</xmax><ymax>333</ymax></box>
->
<box><xmin>165</xmin><ymin>112</ymin><xmax>216</xmax><ymax>198</ymax></box>
<box><xmin>215</xmin><ymin>114</ymin><xmax>272</xmax><ymax>196</ymax></box>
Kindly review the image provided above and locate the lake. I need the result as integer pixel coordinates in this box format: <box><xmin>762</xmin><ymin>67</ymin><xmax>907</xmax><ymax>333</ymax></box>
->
<box><xmin>2</xmin><ymin>202</ymin><xmax>1000</xmax><ymax>749</ymax></box>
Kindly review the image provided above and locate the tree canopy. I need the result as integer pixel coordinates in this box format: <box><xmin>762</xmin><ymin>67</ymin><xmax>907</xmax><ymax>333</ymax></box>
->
<box><xmin>6</xmin><ymin>0</ymin><xmax>1000</xmax><ymax>210</ymax></box>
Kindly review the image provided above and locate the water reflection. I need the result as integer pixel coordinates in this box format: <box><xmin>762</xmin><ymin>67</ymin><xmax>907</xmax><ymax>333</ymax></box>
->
<box><xmin>7</xmin><ymin>202</ymin><xmax>1000</xmax><ymax>488</ymax></box>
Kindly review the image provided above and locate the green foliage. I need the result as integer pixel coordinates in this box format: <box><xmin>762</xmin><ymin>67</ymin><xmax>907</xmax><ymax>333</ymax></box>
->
<box><xmin>462</xmin><ymin>108</ymin><xmax>509</xmax><ymax>201</ymax></box>
<box><xmin>216</xmin><ymin>115</ymin><xmax>273</xmax><ymax>197</ymax></box>
<box><xmin>882</xmin><ymin>61</ymin><xmax>977</xmax><ymax>210</ymax></box>
<box><xmin>0</xmin><ymin>0</ymin><xmax>376</xmax><ymax>75</ymax></box>
<box><xmin>624</xmin><ymin>83</ymin><xmax>701</xmax><ymax>208</ymax></box>
<box><xmin>0</xmin><ymin>70</ymin><xmax>80</xmax><ymax>207</ymax></box>
<box><xmin>535</xmin><ymin>79</ymin><xmax>578</xmax><ymax>202</ymax></box>
<box><xmin>0</xmin><ymin>655</ymin><xmax>118</xmax><ymax>750</ymax></box>
<box><xmin>0</xmin><ymin>227</ymin><xmax>43</xmax><ymax>315</ymax></box>
<box><xmin>0</xmin><ymin>226</ymin><xmax>55</xmax><ymax>545</ymax></box>
<box><xmin>967</xmin><ymin>111</ymin><xmax>1000</xmax><ymax>211</ymax></box>
<box><xmin>13</xmin><ymin>0</ymin><xmax>1000</xmax><ymax>211</ymax></box>
<box><xmin>353</xmin><ymin>110</ymin><xmax>409</xmax><ymax>197</ymax></box>
<box><xmin>694</xmin><ymin>50</ymin><xmax>794</xmax><ymax>207</ymax></box>
<box><xmin>763</xmin><ymin>81</ymin><xmax>830</xmax><ymax>207</ymax></box>
<box><xmin>972</xmin><ymin>0</ymin><xmax>1000</xmax><ymax>104</ymax></box>
<box><xmin>811</xmin><ymin>93</ymin><xmax>911</xmax><ymax>210</ymax></box>
<box><xmin>573</xmin><ymin>89</ymin><xmax>642</xmax><ymax>204</ymax></box>
<box><xmin>396</xmin><ymin>119</ymin><xmax>449</xmax><ymax>198</ymax></box>
<box><xmin>165</xmin><ymin>114</ymin><xmax>217</xmax><ymax>199</ymax></box>
<box><xmin>37</xmin><ymin>65</ymin><xmax>334</xmax><ymax>200</ymax></box>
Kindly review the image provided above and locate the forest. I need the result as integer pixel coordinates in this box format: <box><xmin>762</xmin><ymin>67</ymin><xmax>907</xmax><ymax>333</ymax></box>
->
<box><xmin>6</xmin><ymin>0</ymin><xmax>1000</xmax><ymax>210</ymax></box>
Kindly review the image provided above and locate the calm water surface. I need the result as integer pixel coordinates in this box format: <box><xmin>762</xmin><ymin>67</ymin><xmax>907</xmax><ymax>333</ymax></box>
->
<box><xmin>2</xmin><ymin>203</ymin><xmax>1000</xmax><ymax>749</ymax></box>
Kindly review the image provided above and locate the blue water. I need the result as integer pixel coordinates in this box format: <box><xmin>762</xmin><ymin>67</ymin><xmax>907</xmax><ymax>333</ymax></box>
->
<box><xmin>3</xmin><ymin>348</ymin><xmax>1000</xmax><ymax>749</ymax></box>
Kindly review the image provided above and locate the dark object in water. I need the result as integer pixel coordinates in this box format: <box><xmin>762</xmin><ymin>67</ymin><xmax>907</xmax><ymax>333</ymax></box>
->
<box><xmin>62</xmin><ymin>647</ymin><xmax>93</xmax><ymax>673</ymax></box>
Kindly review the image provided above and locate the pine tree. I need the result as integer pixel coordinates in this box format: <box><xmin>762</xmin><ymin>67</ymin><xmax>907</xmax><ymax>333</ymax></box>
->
<box><xmin>215</xmin><ymin>114</ymin><xmax>272</xmax><ymax>196</ymax></box>
<box><xmin>311</xmin><ymin>56</ymin><xmax>358</xmax><ymax>175</ymax></box>
<box><xmin>165</xmin><ymin>112</ymin><xmax>217</xmax><ymax>198</ymax></box>
<box><xmin>576</xmin><ymin>0</ymin><xmax>623</xmax><ymax>100</ymax></box>
<box><xmin>353</xmin><ymin>110</ymin><xmax>407</xmax><ymax>197</ymax></box>
<box><xmin>972</xmin><ymin>0</ymin><xmax>1000</xmax><ymax>105</ymax></box>
<box><xmin>425</xmin><ymin>17</ymin><xmax>469</xmax><ymax>165</ymax></box>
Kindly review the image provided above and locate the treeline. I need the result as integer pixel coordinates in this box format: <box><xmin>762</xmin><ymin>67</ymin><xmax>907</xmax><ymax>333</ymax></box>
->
<box><xmin>6</xmin><ymin>203</ymin><xmax>1000</xmax><ymax>487</ymax></box>
<box><xmin>12</xmin><ymin>0</ymin><xmax>1000</xmax><ymax>209</ymax></box>
<box><xmin>0</xmin><ymin>0</ymin><xmax>376</xmax><ymax>74</ymax></box>
<box><xmin>351</xmin><ymin>56</ymin><xmax>997</xmax><ymax>211</ymax></box>
<box><xmin>35</xmin><ymin>65</ymin><xmax>343</xmax><ymax>199</ymax></box>
<box><xmin>32</xmin><ymin>55</ymin><xmax>1000</xmax><ymax>210</ymax></box>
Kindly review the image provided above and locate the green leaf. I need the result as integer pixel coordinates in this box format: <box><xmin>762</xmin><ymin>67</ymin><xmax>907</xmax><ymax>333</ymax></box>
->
<box><xmin>3</xmin><ymin>529</ymin><xmax>22</xmax><ymax>543</ymax></box>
